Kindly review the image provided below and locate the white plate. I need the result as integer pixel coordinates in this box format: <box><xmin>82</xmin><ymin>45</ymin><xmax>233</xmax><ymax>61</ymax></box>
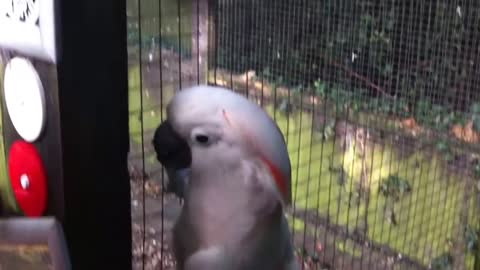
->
<box><xmin>3</xmin><ymin>57</ymin><xmax>46</xmax><ymax>142</ymax></box>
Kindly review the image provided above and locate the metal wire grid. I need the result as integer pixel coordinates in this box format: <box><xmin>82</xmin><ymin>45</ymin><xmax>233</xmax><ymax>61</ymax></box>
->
<box><xmin>128</xmin><ymin>0</ymin><xmax>205</xmax><ymax>269</ymax></box>
<box><xmin>128</xmin><ymin>0</ymin><xmax>480</xmax><ymax>269</ymax></box>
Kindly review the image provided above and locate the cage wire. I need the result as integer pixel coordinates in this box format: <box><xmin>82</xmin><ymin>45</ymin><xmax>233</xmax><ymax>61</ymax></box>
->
<box><xmin>127</xmin><ymin>0</ymin><xmax>480</xmax><ymax>269</ymax></box>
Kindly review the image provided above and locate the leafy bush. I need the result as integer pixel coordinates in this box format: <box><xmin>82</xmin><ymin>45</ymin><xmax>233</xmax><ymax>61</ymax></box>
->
<box><xmin>379</xmin><ymin>174</ymin><xmax>412</xmax><ymax>201</ymax></box>
<box><xmin>215</xmin><ymin>0</ymin><xmax>480</xmax><ymax>116</ymax></box>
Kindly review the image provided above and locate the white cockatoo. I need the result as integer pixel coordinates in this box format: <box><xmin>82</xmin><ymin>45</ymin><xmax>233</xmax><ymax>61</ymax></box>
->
<box><xmin>153</xmin><ymin>85</ymin><xmax>300</xmax><ymax>270</ymax></box>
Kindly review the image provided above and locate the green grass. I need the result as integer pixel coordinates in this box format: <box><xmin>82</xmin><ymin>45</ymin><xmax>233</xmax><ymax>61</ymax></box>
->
<box><xmin>263</xmin><ymin>105</ymin><xmax>470</xmax><ymax>266</ymax></box>
<box><xmin>128</xmin><ymin>65</ymin><xmax>172</xmax><ymax>145</ymax></box>
<box><xmin>128</xmin><ymin>65</ymin><xmax>177</xmax><ymax>170</ymax></box>
<box><xmin>337</xmin><ymin>240</ymin><xmax>363</xmax><ymax>258</ymax></box>
<box><xmin>127</xmin><ymin>61</ymin><xmax>474</xmax><ymax>266</ymax></box>
<box><xmin>287</xmin><ymin>214</ymin><xmax>307</xmax><ymax>232</ymax></box>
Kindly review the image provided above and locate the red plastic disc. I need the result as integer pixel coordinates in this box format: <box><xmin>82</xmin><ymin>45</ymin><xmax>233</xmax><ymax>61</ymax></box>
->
<box><xmin>8</xmin><ymin>140</ymin><xmax>47</xmax><ymax>217</ymax></box>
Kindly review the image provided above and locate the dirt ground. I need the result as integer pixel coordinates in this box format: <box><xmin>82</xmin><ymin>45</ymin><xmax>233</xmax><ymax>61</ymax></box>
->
<box><xmin>130</xmin><ymin>168</ymin><xmax>179</xmax><ymax>270</ymax></box>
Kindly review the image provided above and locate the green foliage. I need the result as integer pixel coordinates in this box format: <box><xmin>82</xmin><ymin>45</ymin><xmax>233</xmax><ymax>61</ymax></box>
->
<box><xmin>309</xmin><ymin>78</ymin><xmax>467</xmax><ymax>134</ymax></box>
<box><xmin>471</xmin><ymin>103</ymin><xmax>480</xmax><ymax>115</ymax></box>
<box><xmin>322</xmin><ymin>119</ymin><xmax>336</xmax><ymax>140</ymax></box>
<box><xmin>127</xmin><ymin>0</ymin><xmax>193</xmax><ymax>58</ymax></box>
<box><xmin>329</xmin><ymin>166</ymin><xmax>348</xmax><ymax>187</ymax></box>
<box><xmin>415</xmin><ymin>100</ymin><xmax>453</xmax><ymax>129</ymax></box>
<box><xmin>474</xmin><ymin>160</ymin><xmax>480</xmax><ymax>179</ymax></box>
<box><xmin>435</xmin><ymin>140</ymin><xmax>455</xmax><ymax>162</ymax></box>
<box><xmin>430</xmin><ymin>253</ymin><xmax>453</xmax><ymax>270</ymax></box>
<box><xmin>379</xmin><ymin>175</ymin><xmax>412</xmax><ymax>201</ymax></box>
<box><xmin>473</xmin><ymin>115</ymin><xmax>480</xmax><ymax>133</ymax></box>
<box><xmin>470</xmin><ymin>102</ymin><xmax>480</xmax><ymax>132</ymax></box>
<box><xmin>464</xmin><ymin>225</ymin><xmax>479</xmax><ymax>253</ymax></box>
<box><xmin>436</xmin><ymin>140</ymin><xmax>449</xmax><ymax>153</ymax></box>
<box><xmin>216</xmin><ymin>0</ymin><xmax>480</xmax><ymax>117</ymax></box>
<box><xmin>313</xmin><ymin>79</ymin><xmax>327</xmax><ymax>98</ymax></box>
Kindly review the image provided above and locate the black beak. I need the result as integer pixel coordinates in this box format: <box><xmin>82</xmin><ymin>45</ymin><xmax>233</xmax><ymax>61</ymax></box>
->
<box><xmin>152</xmin><ymin>120</ymin><xmax>191</xmax><ymax>199</ymax></box>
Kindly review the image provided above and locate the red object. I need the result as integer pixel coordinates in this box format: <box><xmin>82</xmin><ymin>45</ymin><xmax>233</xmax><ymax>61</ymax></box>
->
<box><xmin>8</xmin><ymin>140</ymin><xmax>47</xmax><ymax>217</ymax></box>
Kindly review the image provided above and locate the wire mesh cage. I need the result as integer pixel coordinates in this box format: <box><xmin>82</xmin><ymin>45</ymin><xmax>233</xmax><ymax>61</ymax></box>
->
<box><xmin>127</xmin><ymin>0</ymin><xmax>480</xmax><ymax>269</ymax></box>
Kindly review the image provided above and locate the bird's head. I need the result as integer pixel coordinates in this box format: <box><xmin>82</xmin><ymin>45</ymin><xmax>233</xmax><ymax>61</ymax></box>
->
<box><xmin>154</xmin><ymin>85</ymin><xmax>292</xmax><ymax>205</ymax></box>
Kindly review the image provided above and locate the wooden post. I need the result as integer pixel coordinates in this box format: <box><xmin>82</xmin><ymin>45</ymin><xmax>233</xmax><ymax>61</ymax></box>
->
<box><xmin>192</xmin><ymin>0</ymin><xmax>209</xmax><ymax>85</ymax></box>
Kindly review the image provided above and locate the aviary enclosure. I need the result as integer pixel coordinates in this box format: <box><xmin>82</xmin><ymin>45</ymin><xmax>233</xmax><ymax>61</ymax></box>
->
<box><xmin>127</xmin><ymin>0</ymin><xmax>480</xmax><ymax>269</ymax></box>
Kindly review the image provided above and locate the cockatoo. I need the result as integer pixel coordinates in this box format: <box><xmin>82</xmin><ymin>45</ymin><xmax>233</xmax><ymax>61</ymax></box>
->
<box><xmin>152</xmin><ymin>85</ymin><xmax>300</xmax><ymax>270</ymax></box>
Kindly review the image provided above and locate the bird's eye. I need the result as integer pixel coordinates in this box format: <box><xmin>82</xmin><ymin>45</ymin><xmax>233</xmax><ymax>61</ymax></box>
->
<box><xmin>195</xmin><ymin>134</ymin><xmax>209</xmax><ymax>144</ymax></box>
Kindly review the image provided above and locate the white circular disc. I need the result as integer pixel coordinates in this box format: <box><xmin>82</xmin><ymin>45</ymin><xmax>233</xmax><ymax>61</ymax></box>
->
<box><xmin>3</xmin><ymin>57</ymin><xmax>46</xmax><ymax>142</ymax></box>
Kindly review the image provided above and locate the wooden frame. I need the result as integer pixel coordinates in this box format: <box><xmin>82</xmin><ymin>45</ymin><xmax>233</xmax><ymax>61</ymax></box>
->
<box><xmin>0</xmin><ymin>217</ymin><xmax>71</xmax><ymax>270</ymax></box>
<box><xmin>0</xmin><ymin>0</ymin><xmax>58</xmax><ymax>63</ymax></box>
<box><xmin>55</xmin><ymin>0</ymin><xmax>131</xmax><ymax>267</ymax></box>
